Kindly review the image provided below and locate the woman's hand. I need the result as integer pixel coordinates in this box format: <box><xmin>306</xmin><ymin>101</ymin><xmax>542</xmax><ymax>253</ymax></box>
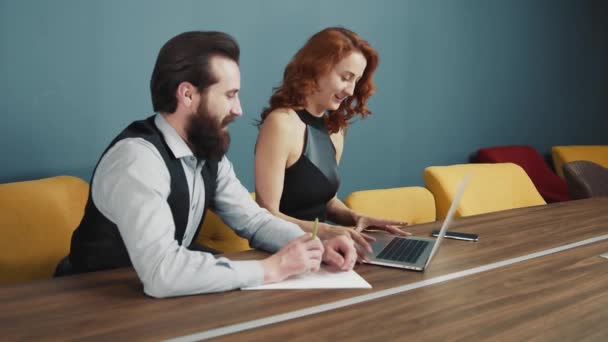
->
<box><xmin>355</xmin><ymin>216</ymin><xmax>410</xmax><ymax>236</ymax></box>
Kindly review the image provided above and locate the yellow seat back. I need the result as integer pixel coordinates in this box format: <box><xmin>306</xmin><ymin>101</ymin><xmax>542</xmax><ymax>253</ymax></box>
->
<box><xmin>0</xmin><ymin>176</ymin><xmax>88</xmax><ymax>285</ymax></box>
<box><xmin>552</xmin><ymin>145</ymin><xmax>608</xmax><ymax>178</ymax></box>
<box><xmin>344</xmin><ymin>186</ymin><xmax>436</xmax><ymax>224</ymax></box>
<box><xmin>194</xmin><ymin>194</ymin><xmax>253</xmax><ymax>253</ymax></box>
<box><xmin>424</xmin><ymin>163</ymin><xmax>546</xmax><ymax>219</ymax></box>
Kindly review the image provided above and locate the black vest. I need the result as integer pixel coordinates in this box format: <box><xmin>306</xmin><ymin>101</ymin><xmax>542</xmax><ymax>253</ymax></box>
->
<box><xmin>68</xmin><ymin>116</ymin><xmax>218</xmax><ymax>273</ymax></box>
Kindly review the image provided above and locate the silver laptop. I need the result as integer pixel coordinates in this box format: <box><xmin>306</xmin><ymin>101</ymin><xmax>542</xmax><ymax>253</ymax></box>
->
<box><xmin>363</xmin><ymin>174</ymin><xmax>471</xmax><ymax>271</ymax></box>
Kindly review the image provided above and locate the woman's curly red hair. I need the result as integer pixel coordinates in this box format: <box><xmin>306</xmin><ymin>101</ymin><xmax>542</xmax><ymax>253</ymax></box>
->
<box><xmin>260</xmin><ymin>27</ymin><xmax>379</xmax><ymax>134</ymax></box>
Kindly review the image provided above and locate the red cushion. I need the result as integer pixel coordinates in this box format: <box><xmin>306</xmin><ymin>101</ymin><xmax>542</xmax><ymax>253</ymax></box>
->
<box><xmin>476</xmin><ymin>145</ymin><xmax>570</xmax><ymax>203</ymax></box>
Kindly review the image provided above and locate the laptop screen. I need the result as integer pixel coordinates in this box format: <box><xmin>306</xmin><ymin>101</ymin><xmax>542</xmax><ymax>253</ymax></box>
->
<box><xmin>424</xmin><ymin>173</ymin><xmax>471</xmax><ymax>269</ymax></box>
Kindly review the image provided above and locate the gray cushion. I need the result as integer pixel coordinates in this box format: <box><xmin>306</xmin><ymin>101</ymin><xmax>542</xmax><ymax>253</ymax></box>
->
<box><xmin>563</xmin><ymin>161</ymin><xmax>608</xmax><ymax>199</ymax></box>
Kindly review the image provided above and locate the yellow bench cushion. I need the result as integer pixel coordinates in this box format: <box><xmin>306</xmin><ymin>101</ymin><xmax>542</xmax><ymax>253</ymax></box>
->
<box><xmin>194</xmin><ymin>210</ymin><xmax>251</xmax><ymax>253</ymax></box>
<box><xmin>194</xmin><ymin>193</ymin><xmax>255</xmax><ymax>253</ymax></box>
<box><xmin>344</xmin><ymin>186</ymin><xmax>436</xmax><ymax>224</ymax></box>
<box><xmin>0</xmin><ymin>176</ymin><xmax>88</xmax><ymax>285</ymax></box>
<box><xmin>424</xmin><ymin>163</ymin><xmax>546</xmax><ymax>219</ymax></box>
<box><xmin>552</xmin><ymin>145</ymin><xmax>608</xmax><ymax>178</ymax></box>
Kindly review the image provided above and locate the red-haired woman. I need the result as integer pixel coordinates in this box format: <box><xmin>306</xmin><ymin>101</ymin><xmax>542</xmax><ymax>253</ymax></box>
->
<box><xmin>255</xmin><ymin>27</ymin><xmax>409</xmax><ymax>259</ymax></box>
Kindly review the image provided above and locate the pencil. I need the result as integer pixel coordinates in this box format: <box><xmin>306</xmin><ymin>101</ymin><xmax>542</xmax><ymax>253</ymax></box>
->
<box><xmin>312</xmin><ymin>217</ymin><xmax>319</xmax><ymax>240</ymax></box>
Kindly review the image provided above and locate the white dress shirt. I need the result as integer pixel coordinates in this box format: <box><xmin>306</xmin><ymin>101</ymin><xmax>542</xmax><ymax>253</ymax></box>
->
<box><xmin>91</xmin><ymin>114</ymin><xmax>304</xmax><ymax>298</ymax></box>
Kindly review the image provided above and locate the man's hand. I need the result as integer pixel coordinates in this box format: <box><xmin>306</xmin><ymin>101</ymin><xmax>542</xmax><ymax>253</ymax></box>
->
<box><xmin>319</xmin><ymin>223</ymin><xmax>374</xmax><ymax>261</ymax></box>
<box><xmin>321</xmin><ymin>235</ymin><xmax>357</xmax><ymax>271</ymax></box>
<box><xmin>261</xmin><ymin>234</ymin><xmax>324</xmax><ymax>284</ymax></box>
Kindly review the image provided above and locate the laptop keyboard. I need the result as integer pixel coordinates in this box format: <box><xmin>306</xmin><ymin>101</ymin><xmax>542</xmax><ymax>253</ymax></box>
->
<box><xmin>377</xmin><ymin>238</ymin><xmax>430</xmax><ymax>263</ymax></box>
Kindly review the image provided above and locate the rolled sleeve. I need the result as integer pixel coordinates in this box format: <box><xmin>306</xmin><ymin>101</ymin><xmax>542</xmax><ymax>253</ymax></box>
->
<box><xmin>228</xmin><ymin>259</ymin><xmax>265</xmax><ymax>287</ymax></box>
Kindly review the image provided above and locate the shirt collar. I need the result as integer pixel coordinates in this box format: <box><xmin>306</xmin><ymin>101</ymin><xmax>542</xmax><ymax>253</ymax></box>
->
<box><xmin>154</xmin><ymin>114</ymin><xmax>194</xmax><ymax>160</ymax></box>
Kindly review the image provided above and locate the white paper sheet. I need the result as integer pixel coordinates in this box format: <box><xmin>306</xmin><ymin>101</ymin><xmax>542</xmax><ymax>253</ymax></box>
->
<box><xmin>242</xmin><ymin>267</ymin><xmax>371</xmax><ymax>290</ymax></box>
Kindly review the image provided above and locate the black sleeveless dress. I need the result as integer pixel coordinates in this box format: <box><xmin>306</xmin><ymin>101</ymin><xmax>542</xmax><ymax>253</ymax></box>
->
<box><xmin>278</xmin><ymin>109</ymin><xmax>340</xmax><ymax>221</ymax></box>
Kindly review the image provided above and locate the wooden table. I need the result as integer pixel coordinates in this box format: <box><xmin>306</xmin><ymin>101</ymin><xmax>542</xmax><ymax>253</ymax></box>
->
<box><xmin>1</xmin><ymin>198</ymin><xmax>607</xmax><ymax>341</ymax></box>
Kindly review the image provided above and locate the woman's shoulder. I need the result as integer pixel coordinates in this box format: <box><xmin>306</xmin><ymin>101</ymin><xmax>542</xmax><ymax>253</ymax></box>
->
<box><xmin>257</xmin><ymin>108</ymin><xmax>305</xmax><ymax>155</ymax></box>
<box><xmin>261</xmin><ymin>108</ymin><xmax>303</xmax><ymax>130</ymax></box>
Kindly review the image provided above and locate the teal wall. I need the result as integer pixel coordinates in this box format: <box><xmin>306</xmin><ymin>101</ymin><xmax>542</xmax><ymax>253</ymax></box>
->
<box><xmin>1</xmin><ymin>0</ymin><xmax>607</xmax><ymax>197</ymax></box>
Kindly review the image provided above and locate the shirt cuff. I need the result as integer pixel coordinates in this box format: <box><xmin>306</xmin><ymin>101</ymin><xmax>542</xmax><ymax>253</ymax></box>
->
<box><xmin>229</xmin><ymin>259</ymin><xmax>265</xmax><ymax>288</ymax></box>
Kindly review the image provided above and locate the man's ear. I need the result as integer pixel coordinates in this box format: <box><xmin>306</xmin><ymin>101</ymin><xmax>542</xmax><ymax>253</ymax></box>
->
<box><xmin>176</xmin><ymin>82</ymin><xmax>195</xmax><ymax>108</ymax></box>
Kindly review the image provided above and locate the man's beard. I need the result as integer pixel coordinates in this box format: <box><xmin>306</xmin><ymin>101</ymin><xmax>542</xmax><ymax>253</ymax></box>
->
<box><xmin>185</xmin><ymin>101</ymin><xmax>233</xmax><ymax>162</ymax></box>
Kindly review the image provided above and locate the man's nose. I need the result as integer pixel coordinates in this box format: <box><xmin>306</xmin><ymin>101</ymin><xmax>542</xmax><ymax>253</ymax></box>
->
<box><xmin>232</xmin><ymin>96</ymin><xmax>243</xmax><ymax>117</ymax></box>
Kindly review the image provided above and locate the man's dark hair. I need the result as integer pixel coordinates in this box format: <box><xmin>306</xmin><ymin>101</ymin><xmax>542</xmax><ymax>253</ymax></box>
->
<box><xmin>150</xmin><ymin>31</ymin><xmax>240</xmax><ymax>113</ymax></box>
